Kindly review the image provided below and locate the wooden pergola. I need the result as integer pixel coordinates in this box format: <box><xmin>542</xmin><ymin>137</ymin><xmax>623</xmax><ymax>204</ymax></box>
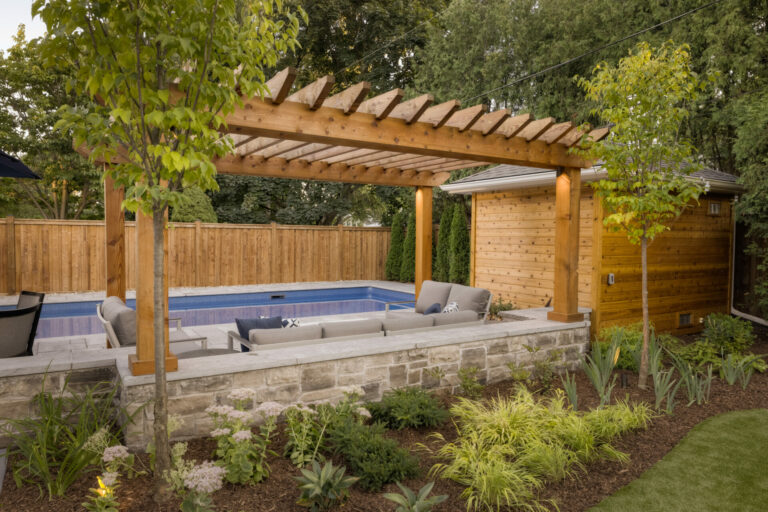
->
<box><xmin>96</xmin><ymin>67</ymin><xmax>607</xmax><ymax>375</ymax></box>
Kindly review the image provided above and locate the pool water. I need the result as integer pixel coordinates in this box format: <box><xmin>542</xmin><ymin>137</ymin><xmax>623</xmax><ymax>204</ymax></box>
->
<box><xmin>7</xmin><ymin>287</ymin><xmax>415</xmax><ymax>339</ymax></box>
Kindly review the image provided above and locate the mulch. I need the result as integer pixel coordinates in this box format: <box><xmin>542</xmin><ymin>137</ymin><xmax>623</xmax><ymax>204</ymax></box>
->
<box><xmin>2</xmin><ymin>326</ymin><xmax>767</xmax><ymax>512</ymax></box>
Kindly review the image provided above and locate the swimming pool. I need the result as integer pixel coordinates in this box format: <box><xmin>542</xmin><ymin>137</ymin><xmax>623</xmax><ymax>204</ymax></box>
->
<box><xmin>6</xmin><ymin>287</ymin><xmax>415</xmax><ymax>339</ymax></box>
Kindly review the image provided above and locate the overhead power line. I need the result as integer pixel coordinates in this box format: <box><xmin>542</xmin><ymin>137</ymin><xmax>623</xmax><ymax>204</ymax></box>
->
<box><xmin>462</xmin><ymin>0</ymin><xmax>726</xmax><ymax>104</ymax></box>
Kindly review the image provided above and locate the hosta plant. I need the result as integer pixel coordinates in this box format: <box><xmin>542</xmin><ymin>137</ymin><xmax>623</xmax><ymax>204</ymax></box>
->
<box><xmin>383</xmin><ymin>481</ymin><xmax>448</xmax><ymax>512</ymax></box>
<box><xmin>295</xmin><ymin>460</ymin><xmax>358</xmax><ymax>511</ymax></box>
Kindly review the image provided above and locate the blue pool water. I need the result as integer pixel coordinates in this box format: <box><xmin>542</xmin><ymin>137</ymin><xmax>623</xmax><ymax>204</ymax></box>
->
<box><xmin>2</xmin><ymin>287</ymin><xmax>415</xmax><ymax>339</ymax></box>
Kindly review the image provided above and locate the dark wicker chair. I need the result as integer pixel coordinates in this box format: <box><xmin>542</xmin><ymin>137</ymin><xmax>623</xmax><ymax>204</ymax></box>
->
<box><xmin>0</xmin><ymin>290</ymin><xmax>45</xmax><ymax>357</ymax></box>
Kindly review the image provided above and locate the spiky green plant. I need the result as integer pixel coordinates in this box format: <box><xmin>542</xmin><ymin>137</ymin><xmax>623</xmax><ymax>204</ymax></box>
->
<box><xmin>581</xmin><ymin>339</ymin><xmax>620</xmax><ymax>407</ymax></box>
<box><xmin>383</xmin><ymin>481</ymin><xmax>448</xmax><ymax>512</ymax></box>
<box><xmin>560</xmin><ymin>370</ymin><xmax>579</xmax><ymax>410</ymax></box>
<box><xmin>295</xmin><ymin>460</ymin><xmax>357</xmax><ymax>512</ymax></box>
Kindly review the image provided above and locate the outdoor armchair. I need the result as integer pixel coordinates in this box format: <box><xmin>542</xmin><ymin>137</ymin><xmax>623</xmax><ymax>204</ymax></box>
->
<box><xmin>0</xmin><ymin>305</ymin><xmax>41</xmax><ymax>358</ymax></box>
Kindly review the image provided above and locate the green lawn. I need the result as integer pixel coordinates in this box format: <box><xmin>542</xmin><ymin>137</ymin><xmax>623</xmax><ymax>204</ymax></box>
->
<box><xmin>590</xmin><ymin>409</ymin><xmax>768</xmax><ymax>512</ymax></box>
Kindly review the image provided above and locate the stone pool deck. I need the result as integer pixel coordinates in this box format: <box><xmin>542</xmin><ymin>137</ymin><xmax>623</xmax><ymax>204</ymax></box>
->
<box><xmin>0</xmin><ymin>282</ymin><xmax>591</xmax><ymax>449</ymax></box>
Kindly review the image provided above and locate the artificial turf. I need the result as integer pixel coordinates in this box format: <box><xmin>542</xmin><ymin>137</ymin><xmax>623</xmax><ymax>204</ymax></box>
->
<box><xmin>590</xmin><ymin>408</ymin><xmax>768</xmax><ymax>512</ymax></box>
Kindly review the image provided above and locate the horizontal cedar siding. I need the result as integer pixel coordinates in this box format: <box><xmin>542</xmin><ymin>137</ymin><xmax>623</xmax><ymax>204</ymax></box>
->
<box><xmin>597</xmin><ymin>193</ymin><xmax>733</xmax><ymax>334</ymax></box>
<box><xmin>473</xmin><ymin>186</ymin><xmax>594</xmax><ymax>309</ymax></box>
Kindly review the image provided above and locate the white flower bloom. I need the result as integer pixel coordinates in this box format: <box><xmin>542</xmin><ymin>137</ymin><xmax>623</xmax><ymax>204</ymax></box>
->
<box><xmin>101</xmin><ymin>471</ymin><xmax>119</xmax><ymax>488</ymax></box>
<box><xmin>210</xmin><ymin>428</ymin><xmax>231</xmax><ymax>438</ymax></box>
<box><xmin>256</xmin><ymin>401</ymin><xmax>285</xmax><ymax>418</ymax></box>
<box><xmin>184</xmin><ymin>461</ymin><xmax>226</xmax><ymax>494</ymax></box>
<box><xmin>102</xmin><ymin>445</ymin><xmax>130</xmax><ymax>463</ymax></box>
<box><xmin>344</xmin><ymin>385</ymin><xmax>365</xmax><ymax>396</ymax></box>
<box><xmin>206</xmin><ymin>404</ymin><xmax>235</xmax><ymax>417</ymax></box>
<box><xmin>226</xmin><ymin>409</ymin><xmax>252</xmax><ymax>423</ymax></box>
<box><xmin>228</xmin><ymin>388</ymin><xmax>257</xmax><ymax>402</ymax></box>
<box><xmin>231</xmin><ymin>430</ymin><xmax>253</xmax><ymax>442</ymax></box>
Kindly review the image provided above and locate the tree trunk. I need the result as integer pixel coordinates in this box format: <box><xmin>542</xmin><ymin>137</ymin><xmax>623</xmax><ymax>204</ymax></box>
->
<box><xmin>638</xmin><ymin>236</ymin><xmax>650</xmax><ymax>389</ymax></box>
<box><xmin>152</xmin><ymin>208</ymin><xmax>173</xmax><ymax>502</ymax></box>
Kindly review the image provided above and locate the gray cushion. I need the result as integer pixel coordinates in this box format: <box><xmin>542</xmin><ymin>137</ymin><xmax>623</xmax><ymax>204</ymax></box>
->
<box><xmin>414</xmin><ymin>280</ymin><xmax>453</xmax><ymax>313</ymax></box>
<box><xmin>382</xmin><ymin>315</ymin><xmax>435</xmax><ymax>332</ymax></box>
<box><xmin>432</xmin><ymin>310</ymin><xmax>481</xmax><ymax>326</ymax></box>
<box><xmin>101</xmin><ymin>296</ymin><xmax>137</xmax><ymax>347</ymax></box>
<box><xmin>249</xmin><ymin>324</ymin><xmax>322</xmax><ymax>345</ymax></box>
<box><xmin>321</xmin><ymin>319</ymin><xmax>383</xmax><ymax>338</ymax></box>
<box><xmin>446</xmin><ymin>284</ymin><xmax>491</xmax><ymax>314</ymax></box>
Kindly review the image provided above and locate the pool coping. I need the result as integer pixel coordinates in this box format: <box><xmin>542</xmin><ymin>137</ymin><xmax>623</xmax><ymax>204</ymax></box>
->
<box><xmin>0</xmin><ymin>280</ymin><xmax>415</xmax><ymax>306</ymax></box>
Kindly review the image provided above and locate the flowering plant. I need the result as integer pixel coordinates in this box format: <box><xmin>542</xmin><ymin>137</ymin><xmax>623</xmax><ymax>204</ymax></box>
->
<box><xmin>82</xmin><ymin>476</ymin><xmax>119</xmax><ymax>512</ymax></box>
<box><xmin>207</xmin><ymin>392</ymin><xmax>285</xmax><ymax>485</ymax></box>
<box><xmin>180</xmin><ymin>461</ymin><xmax>226</xmax><ymax>512</ymax></box>
<box><xmin>283</xmin><ymin>404</ymin><xmax>322</xmax><ymax>467</ymax></box>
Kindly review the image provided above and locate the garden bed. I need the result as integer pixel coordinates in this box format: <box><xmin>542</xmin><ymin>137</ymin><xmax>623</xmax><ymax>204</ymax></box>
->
<box><xmin>2</xmin><ymin>328</ymin><xmax>767</xmax><ymax>512</ymax></box>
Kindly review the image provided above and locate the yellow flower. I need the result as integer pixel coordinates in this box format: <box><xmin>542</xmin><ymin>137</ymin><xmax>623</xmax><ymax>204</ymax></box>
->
<box><xmin>613</xmin><ymin>347</ymin><xmax>621</xmax><ymax>366</ymax></box>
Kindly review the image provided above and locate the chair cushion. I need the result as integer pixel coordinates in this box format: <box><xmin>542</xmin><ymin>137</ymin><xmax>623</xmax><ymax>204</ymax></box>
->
<box><xmin>235</xmin><ymin>316</ymin><xmax>282</xmax><ymax>339</ymax></box>
<box><xmin>249</xmin><ymin>324</ymin><xmax>322</xmax><ymax>345</ymax></box>
<box><xmin>414</xmin><ymin>280</ymin><xmax>453</xmax><ymax>313</ymax></box>
<box><xmin>382</xmin><ymin>315</ymin><xmax>435</xmax><ymax>333</ymax></box>
<box><xmin>442</xmin><ymin>301</ymin><xmax>459</xmax><ymax>313</ymax></box>
<box><xmin>432</xmin><ymin>310</ymin><xmax>480</xmax><ymax>326</ymax></box>
<box><xmin>423</xmin><ymin>302</ymin><xmax>441</xmax><ymax>315</ymax></box>
<box><xmin>321</xmin><ymin>319</ymin><xmax>383</xmax><ymax>338</ymax></box>
<box><xmin>101</xmin><ymin>297</ymin><xmax>137</xmax><ymax>347</ymax></box>
<box><xmin>446</xmin><ymin>284</ymin><xmax>491</xmax><ymax>314</ymax></box>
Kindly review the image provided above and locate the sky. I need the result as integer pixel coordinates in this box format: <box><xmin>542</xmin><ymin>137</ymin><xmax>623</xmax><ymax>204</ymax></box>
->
<box><xmin>1</xmin><ymin>0</ymin><xmax>46</xmax><ymax>51</ymax></box>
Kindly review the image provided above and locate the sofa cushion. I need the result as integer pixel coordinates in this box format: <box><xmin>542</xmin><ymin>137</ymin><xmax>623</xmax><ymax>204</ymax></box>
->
<box><xmin>236</xmin><ymin>316</ymin><xmax>282</xmax><ymax>339</ymax></box>
<box><xmin>423</xmin><ymin>302</ymin><xmax>441</xmax><ymax>315</ymax></box>
<box><xmin>321</xmin><ymin>318</ymin><xmax>383</xmax><ymax>338</ymax></box>
<box><xmin>249</xmin><ymin>324</ymin><xmax>322</xmax><ymax>345</ymax></box>
<box><xmin>414</xmin><ymin>280</ymin><xmax>453</xmax><ymax>313</ymax></box>
<box><xmin>382</xmin><ymin>315</ymin><xmax>435</xmax><ymax>333</ymax></box>
<box><xmin>446</xmin><ymin>284</ymin><xmax>491</xmax><ymax>314</ymax></box>
<box><xmin>432</xmin><ymin>310</ymin><xmax>480</xmax><ymax>326</ymax></box>
<box><xmin>282</xmin><ymin>318</ymin><xmax>301</xmax><ymax>328</ymax></box>
<box><xmin>101</xmin><ymin>297</ymin><xmax>137</xmax><ymax>347</ymax></box>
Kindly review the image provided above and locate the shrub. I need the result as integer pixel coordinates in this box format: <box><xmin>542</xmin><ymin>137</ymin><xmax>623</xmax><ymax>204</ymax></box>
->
<box><xmin>523</xmin><ymin>345</ymin><xmax>562</xmax><ymax>393</ymax></box>
<box><xmin>3</xmin><ymin>375</ymin><xmax>133</xmax><ymax>498</ymax></box>
<box><xmin>701</xmin><ymin>313</ymin><xmax>755</xmax><ymax>354</ymax></box>
<box><xmin>400</xmin><ymin>212</ymin><xmax>416</xmax><ymax>282</ymax></box>
<box><xmin>457</xmin><ymin>367</ymin><xmax>485</xmax><ymax>399</ymax></box>
<box><xmin>366</xmin><ymin>387</ymin><xmax>448</xmax><ymax>430</ymax></box>
<box><xmin>433</xmin><ymin>206</ymin><xmax>453</xmax><ymax>282</ymax></box>
<box><xmin>596</xmin><ymin>324</ymin><xmax>643</xmax><ymax>371</ymax></box>
<box><xmin>383</xmin><ymin>481</ymin><xmax>449</xmax><ymax>512</ymax></box>
<box><xmin>295</xmin><ymin>460</ymin><xmax>357</xmax><ymax>511</ymax></box>
<box><xmin>386</xmin><ymin>211</ymin><xmax>406</xmax><ymax>281</ymax></box>
<box><xmin>328</xmin><ymin>421</ymin><xmax>419</xmax><ymax>491</ymax></box>
<box><xmin>489</xmin><ymin>295</ymin><xmax>516</xmax><ymax>320</ymax></box>
<box><xmin>170</xmin><ymin>186</ymin><xmax>218</xmax><ymax>223</ymax></box>
<box><xmin>448</xmin><ymin>204</ymin><xmax>470</xmax><ymax>285</ymax></box>
<box><xmin>429</xmin><ymin>389</ymin><xmax>650</xmax><ymax>511</ymax></box>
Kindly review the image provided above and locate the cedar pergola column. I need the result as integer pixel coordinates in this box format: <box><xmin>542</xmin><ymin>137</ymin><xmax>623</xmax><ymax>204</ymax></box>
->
<box><xmin>414</xmin><ymin>186</ymin><xmax>433</xmax><ymax>298</ymax></box>
<box><xmin>104</xmin><ymin>172</ymin><xmax>126</xmax><ymax>302</ymax></box>
<box><xmin>129</xmin><ymin>208</ymin><xmax>177</xmax><ymax>375</ymax></box>
<box><xmin>548</xmin><ymin>167</ymin><xmax>584</xmax><ymax>323</ymax></box>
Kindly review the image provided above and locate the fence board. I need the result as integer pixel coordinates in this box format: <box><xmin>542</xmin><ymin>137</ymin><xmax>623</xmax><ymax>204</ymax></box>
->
<box><xmin>2</xmin><ymin>219</ymin><xmax>390</xmax><ymax>293</ymax></box>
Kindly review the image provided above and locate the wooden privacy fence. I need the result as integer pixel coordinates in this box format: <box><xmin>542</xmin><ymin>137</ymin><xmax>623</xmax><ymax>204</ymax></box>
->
<box><xmin>1</xmin><ymin>217</ymin><xmax>390</xmax><ymax>294</ymax></box>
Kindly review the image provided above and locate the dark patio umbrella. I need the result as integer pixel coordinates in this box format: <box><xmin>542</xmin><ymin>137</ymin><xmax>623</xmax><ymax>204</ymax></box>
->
<box><xmin>0</xmin><ymin>150</ymin><xmax>40</xmax><ymax>179</ymax></box>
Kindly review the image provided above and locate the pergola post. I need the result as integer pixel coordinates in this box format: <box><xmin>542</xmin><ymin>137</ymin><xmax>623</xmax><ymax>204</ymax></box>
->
<box><xmin>129</xmin><ymin>209</ymin><xmax>177</xmax><ymax>376</ymax></box>
<box><xmin>414</xmin><ymin>186</ymin><xmax>433</xmax><ymax>298</ymax></box>
<box><xmin>547</xmin><ymin>167</ymin><xmax>584</xmax><ymax>323</ymax></box>
<box><xmin>104</xmin><ymin>172</ymin><xmax>126</xmax><ymax>302</ymax></box>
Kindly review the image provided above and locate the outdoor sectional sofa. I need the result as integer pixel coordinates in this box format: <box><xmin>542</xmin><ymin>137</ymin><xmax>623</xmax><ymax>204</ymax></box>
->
<box><xmin>226</xmin><ymin>281</ymin><xmax>492</xmax><ymax>352</ymax></box>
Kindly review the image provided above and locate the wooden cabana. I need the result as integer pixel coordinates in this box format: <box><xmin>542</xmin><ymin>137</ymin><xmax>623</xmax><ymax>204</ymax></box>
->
<box><xmin>94</xmin><ymin>67</ymin><xmax>607</xmax><ymax>375</ymax></box>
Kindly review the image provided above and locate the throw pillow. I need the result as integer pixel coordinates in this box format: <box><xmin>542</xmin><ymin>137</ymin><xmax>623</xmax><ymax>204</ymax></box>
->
<box><xmin>235</xmin><ymin>316</ymin><xmax>283</xmax><ymax>352</ymax></box>
<box><xmin>423</xmin><ymin>302</ymin><xmax>441</xmax><ymax>315</ymax></box>
<box><xmin>282</xmin><ymin>318</ymin><xmax>301</xmax><ymax>328</ymax></box>
<box><xmin>442</xmin><ymin>301</ymin><xmax>460</xmax><ymax>313</ymax></box>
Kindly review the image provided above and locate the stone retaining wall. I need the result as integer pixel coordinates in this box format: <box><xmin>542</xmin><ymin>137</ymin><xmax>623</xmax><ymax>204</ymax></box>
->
<box><xmin>120</xmin><ymin>324</ymin><xmax>589</xmax><ymax>449</ymax></box>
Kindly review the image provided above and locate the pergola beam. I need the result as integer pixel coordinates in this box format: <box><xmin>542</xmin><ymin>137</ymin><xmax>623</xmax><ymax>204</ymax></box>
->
<box><xmin>322</xmin><ymin>81</ymin><xmax>371</xmax><ymax>114</ymax></box>
<box><xmin>224</xmin><ymin>100</ymin><xmax>589</xmax><ymax>169</ymax></box>
<box><xmin>389</xmin><ymin>94</ymin><xmax>433</xmax><ymax>124</ymax></box>
<box><xmin>264</xmin><ymin>66</ymin><xmax>297</xmax><ymax>104</ymax></box>
<box><xmin>286</xmin><ymin>75</ymin><xmax>334</xmax><ymax>110</ymax></box>
<box><xmin>444</xmin><ymin>104</ymin><xmax>487</xmax><ymax>131</ymax></box>
<box><xmin>215</xmin><ymin>154</ymin><xmax>449</xmax><ymax>187</ymax></box>
<box><xmin>357</xmin><ymin>88</ymin><xmax>403</xmax><ymax>119</ymax></box>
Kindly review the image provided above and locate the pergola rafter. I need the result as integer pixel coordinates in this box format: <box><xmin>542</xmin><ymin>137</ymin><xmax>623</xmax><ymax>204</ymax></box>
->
<box><xmin>89</xmin><ymin>66</ymin><xmax>609</xmax><ymax>376</ymax></box>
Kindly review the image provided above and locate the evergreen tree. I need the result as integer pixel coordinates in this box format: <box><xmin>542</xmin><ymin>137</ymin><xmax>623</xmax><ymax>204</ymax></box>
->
<box><xmin>170</xmin><ymin>187</ymin><xmax>218</xmax><ymax>223</ymax></box>
<box><xmin>399</xmin><ymin>212</ymin><xmax>416</xmax><ymax>283</ymax></box>
<box><xmin>385</xmin><ymin>210</ymin><xmax>405</xmax><ymax>281</ymax></box>
<box><xmin>448</xmin><ymin>205</ymin><xmax>470</xmax><ymax>285</ymax></box>
<box><xmin>434</xmin><ymin>204</ymin><xmax>453</xmax><ymax>282</ymax></box>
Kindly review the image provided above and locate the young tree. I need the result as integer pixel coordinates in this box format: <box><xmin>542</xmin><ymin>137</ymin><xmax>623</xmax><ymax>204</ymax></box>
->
<box><xmin>385</xmin><ymin>210</ymin><xmax>406</xmax><ymax>281</ymax></box>
<box><xmin>33</xmin><ymin>0</ymin><xmax>304</xmax><ymax>498</ymax></box>
<box><xmin>400</xmin><ymin>212</ymin><xmax>416</xmax><ymax>283</ymax></box>
<box><xmin>434</xmin><ymin>204</ymin><xmax>453</xmax><ymax>282</ymax></box>
<box><xmin>448</xmin><ymin>204</ymin><xmax>470</xmax><ymax>285</ymax></box>
<box><xmin>578</xmin><ymin>42</ymin><xmax>706</xmax><ymax>389</ymax></box>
